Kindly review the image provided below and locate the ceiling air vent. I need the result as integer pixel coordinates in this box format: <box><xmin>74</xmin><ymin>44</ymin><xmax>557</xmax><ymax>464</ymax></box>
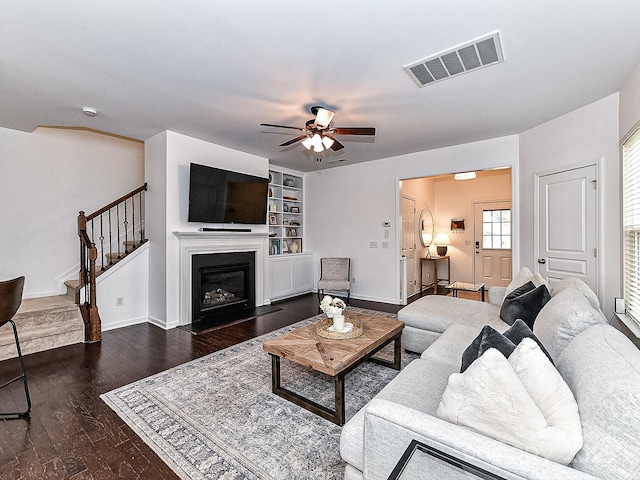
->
<box><xmin>404</xmin><ymin>31</ymin><xmax>504</xmax><ymax>87</ymax></box>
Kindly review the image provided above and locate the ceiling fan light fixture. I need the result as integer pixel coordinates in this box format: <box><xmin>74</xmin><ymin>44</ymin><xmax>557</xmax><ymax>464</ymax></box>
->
<box><xmin>302</xmin><ymin>134</ymin><xmax>325</xmax><ymax>152</ymax></box>
<box><xmin>314</xmin><ymin>108</ymin><xmax>335</xmax><ymax>128</ymax></box>
<box><xmin>321</xmin><ymin>135</ymin><xmax>334</xmax><ymax>149</ymax></box>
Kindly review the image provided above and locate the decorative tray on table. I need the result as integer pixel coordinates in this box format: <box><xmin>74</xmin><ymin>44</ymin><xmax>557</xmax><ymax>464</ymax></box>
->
<box><xmin>315</xmin><ymin>318</ymin><xmax>363</xmax><ymax>339</ymax></box>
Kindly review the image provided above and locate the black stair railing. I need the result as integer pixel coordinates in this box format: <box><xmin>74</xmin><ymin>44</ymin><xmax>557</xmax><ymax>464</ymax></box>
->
<box><xmin>77</xmin><ymin>183</ymin><xmax>147</xmax><ymax>342</ymax></box>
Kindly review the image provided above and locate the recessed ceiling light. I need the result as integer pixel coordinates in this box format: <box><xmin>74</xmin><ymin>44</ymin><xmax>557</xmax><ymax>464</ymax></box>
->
<box><xmin>454</xmin><ymin>171</ymin><xmax>476</xmax><ymax>180</ymax></box>
<box><xmin>82</xmin><ymin>106</ymin><xmax>98</xmax><ymax>117</ymax></box>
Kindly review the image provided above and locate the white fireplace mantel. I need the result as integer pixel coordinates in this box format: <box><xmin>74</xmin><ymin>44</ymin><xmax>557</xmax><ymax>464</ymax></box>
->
<box><xmin>173</xmin><ymin>231</ymin><xmax>269</xmax><ymax>325</ymax></box>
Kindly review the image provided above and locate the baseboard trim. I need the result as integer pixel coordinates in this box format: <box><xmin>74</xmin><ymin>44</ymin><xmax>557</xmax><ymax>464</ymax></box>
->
<box><xmin>102</xmin><ymin>316</ymin><xmax>149</xmax><ymax>332</ymax></box>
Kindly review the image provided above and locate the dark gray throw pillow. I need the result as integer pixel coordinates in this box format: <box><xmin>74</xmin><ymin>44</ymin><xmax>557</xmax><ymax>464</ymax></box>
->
<box><xmin>503</xmin><ymin>319</ymin><xmax>555</xmax><ymax>365</ymax></box>
<box><xmin>460</xmin><ymin>325</ymin><xmax>516</xmax><ymax>373</ymax></box>
<box><xmin>500</xmin><ymin>281</ymin><xmax>551</xmax><ymax>328</ymax></box>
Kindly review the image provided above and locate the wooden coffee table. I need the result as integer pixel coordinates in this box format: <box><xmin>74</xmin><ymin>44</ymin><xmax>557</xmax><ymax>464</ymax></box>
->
<box><xmin>262</xmin><ymin>311</ymin><xmax>404</xmax><ymax>426</ymax></box>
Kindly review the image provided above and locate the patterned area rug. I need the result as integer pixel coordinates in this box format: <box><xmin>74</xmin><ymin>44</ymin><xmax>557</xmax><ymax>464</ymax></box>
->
<box><xmin>101</xmin><ymin>308</ymin><xmax>417</xmax><ymax>480</ymax></box>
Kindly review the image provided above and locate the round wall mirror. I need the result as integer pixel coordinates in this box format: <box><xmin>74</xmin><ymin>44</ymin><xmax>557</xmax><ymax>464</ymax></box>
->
<box><xmin>419</xmin><ymin>208</ymin><xmax>434</xmax><ymax>248</ymax></box>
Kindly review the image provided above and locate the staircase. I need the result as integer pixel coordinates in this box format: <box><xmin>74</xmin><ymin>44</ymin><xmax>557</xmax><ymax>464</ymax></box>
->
<box><xmin>0</xmin><ymin>184</ymin><xmax>148</xmax><ymax>362</ymax></box>
<box><xmin>0</xmin><ymin>285</ymin><xmax>83</xmax><ymax>361</ymax></box>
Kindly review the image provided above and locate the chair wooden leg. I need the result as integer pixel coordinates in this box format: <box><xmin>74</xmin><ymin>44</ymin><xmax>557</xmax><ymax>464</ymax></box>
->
<box><xmin>0</xmin><ymin>320</ymin><xmax>32</xmax><ymax>418</ymax></box>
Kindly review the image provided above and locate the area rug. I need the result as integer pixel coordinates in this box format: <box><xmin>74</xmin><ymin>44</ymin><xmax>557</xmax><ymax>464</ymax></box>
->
<box><xmin>101</xmin><ymin>308</ymin><xmax>418</xmax><ymax>480</ymax></box>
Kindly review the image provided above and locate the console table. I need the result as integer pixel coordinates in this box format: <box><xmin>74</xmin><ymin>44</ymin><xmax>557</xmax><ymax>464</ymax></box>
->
<box><xmin>419</xmin><ymin>256</ymin><xmax>450</xmax><ymax>295</ymax></box>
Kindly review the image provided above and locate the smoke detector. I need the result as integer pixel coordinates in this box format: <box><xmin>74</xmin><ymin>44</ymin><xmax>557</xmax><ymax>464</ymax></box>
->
<box><xmin>82</xmin><ymin>106</ymin><xmax>98</xmax><ymax>117</ymax></box>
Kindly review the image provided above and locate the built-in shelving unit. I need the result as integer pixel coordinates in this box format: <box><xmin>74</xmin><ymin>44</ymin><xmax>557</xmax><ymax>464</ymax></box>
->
<box><xmin>267</xmin><ymin>169</ymin><xmax>303</xmax><ymax>255</ymax></box>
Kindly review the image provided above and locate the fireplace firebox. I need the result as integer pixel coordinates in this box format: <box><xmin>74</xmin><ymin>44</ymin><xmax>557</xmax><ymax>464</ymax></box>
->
<box><xmin>191</xmin><ymin>252</ymin><xmax>256</xmax><ymax>326</ymax></box>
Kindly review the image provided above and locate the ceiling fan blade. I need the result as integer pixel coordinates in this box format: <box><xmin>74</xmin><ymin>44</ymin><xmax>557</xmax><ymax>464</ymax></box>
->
<box><xmin>260</xmin><ymin>123</ymin><xmax>304</xmax><ymax>131</ymax></box>
<box><xmin>279</xmin><ymin>135</ymin><xmax>308</xmax><ymax>147</ymax></box>
<box><xmin>332</xmin><ymin>127</ymin><xmax>376</xmax><ymax>136</ymax></box>
<box><xmin>327</xmin><ymin>135</ymin><xmax>344</xmax><ymax>151</ymax></box>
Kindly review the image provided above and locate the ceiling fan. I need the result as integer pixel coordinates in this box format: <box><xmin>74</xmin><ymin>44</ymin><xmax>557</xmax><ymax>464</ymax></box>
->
<box><xmin>260</xmin><ymin>106</ymin><xmax>375</xmax><ymax>152</ymax></box>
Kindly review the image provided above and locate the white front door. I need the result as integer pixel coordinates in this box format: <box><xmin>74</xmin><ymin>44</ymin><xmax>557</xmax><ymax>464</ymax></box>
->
<box><xmin>474</xmin><ymin>201</ymin><xmax>512</xmax><ymax>288</ymax></box>
<box><xmin>401</xmin><ymin>196</ymin><xmax>417</xmax><ymax>296</ymax></box>
<box><xmin>536</xmin><ymin>164</ymin><xmax>598</xmax><ymax>292</ymax></box>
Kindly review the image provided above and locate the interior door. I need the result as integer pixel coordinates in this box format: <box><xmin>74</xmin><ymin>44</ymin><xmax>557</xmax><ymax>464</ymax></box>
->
<box><xmin>537</xmin><ymin>165</ymin><xmax>598</xmax><ymax>291</ymax></box>
<box><xmin>474</xmin><ymin>201</ymin><xmax>512</xmax><ymax>287</ymax></box>
<box><xmin>401</xmin><ymin>196</ymin><xmax>417</xmax><ymax>296</ymax></box>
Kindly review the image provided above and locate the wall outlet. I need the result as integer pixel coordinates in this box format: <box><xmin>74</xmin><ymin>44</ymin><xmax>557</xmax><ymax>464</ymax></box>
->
<box><xmin>382</xmin><ymin>242</ymin><xmax>389</xmax><ymax>249</ymax></box>
<box><xmin>369</xmin><ymin>241</ymin><xmax>378</xmax><ymax>248</ymax></box>
<box><xmin>116</xmin><ymin>296</ymin><xmax>124</xmax><ymax>307</ymax></box>
<box><xmin>352</xmin><ymin>277</ymin><xmax>356</xmax><ymax>283</ymax></box>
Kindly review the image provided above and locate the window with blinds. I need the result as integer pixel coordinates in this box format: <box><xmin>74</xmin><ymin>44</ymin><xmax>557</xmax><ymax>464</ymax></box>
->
<box><xmin>623</xmin><ymin>126</ymin><xmax>640</xmax><ymax>327</ymax></box>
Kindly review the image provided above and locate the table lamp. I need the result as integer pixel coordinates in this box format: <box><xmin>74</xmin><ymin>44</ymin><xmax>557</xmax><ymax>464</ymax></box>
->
<box><xmin>433</xmin><ymin>233</ymin><xmax>451</xmax><ymax>257</ymax></box>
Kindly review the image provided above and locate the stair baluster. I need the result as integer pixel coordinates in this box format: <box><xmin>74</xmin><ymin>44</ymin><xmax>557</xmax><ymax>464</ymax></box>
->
<box><xmin>77</xmin><ymin>183</ymin><xmax>148</xmax><ymax>342</ymax></box>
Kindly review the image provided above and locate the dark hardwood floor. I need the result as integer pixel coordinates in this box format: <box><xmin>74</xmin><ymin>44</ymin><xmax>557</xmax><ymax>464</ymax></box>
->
<box><xmin>0</xmin><ymin>293</ymin><xmax>405</xmax><ymax>479</ymax></box>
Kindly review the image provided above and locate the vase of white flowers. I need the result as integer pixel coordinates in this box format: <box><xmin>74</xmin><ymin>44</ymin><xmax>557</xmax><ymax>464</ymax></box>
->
<box><xmin>319</xmin><ymin>295</ymin><xmax>346</xmax><ymax>328</ymax></box>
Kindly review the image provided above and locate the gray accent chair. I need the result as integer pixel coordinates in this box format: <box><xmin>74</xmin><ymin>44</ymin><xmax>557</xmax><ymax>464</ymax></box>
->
<box><xmin>317</xmin><ymin>257</ymin><xmax>351</xmax><ymax>304</ymax></box>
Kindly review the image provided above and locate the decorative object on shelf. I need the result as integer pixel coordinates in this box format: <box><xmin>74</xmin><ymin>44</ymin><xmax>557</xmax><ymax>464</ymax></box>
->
<box><xmin>290</xmin><ymin>220</ymin><xmax>300</xmax><ymax>226</ymax></box>
<box><xmin>289</xmin><ymin>241</ymin><xmax>299</xmax><ymax>253</ymax></box>
<box><xmin>283</xmin><ymin>218</ymin><xmax>289</xmax><ymax>225</ymax></box>
<box><xmin>269</xmin><ymin>203</ymin><xmax>277</xmax><ymax>212</ymax></box>
<box><xmin>315</xmin><ymin>317</ymin><xmax>363</xmax><ymax>339</ymax></box>
<box><xmin>283</xmin><ymin>204</ymin><xmax>289</xmax><ymax>212</ymax></box>
<box><xmin>451</xmin><ymin>219</ymin><xmax>465</xmax><ymax>231</ymax></box>
<box><xmin>434</xmin><ymin>232</ymin><xmax>452</xmax><ymax>257</ymax></box>
<box><xmin>269</xmin><ymin>215</ymin><xmax>278</xmax><ymax>225</ymax></box>
<box><xmin>283</xmin><ymin>195</ymin><xmax>297</xmax><ymax>201</ymax></box>
<box><xmin>319</xmin><ymin>295</ymin><xmax>346</xmax><ymax>327</ymax></box>
<box><xmin>282</xmin><ymin>239</ymin><xmax>289</xmax><ymax>253</ymax></box>
<box><xmin>289</xmin><ymin>228</ymin><xmax>297</xmax><ymax>237</ymax></box>
<box><xmin>271</xmin><ymin>244</ymin><xmax>278</xmax><ymax>255</ymax></box>
<box><xmin>268</xmin><ymin>188</ymin><xmax>273</xmax><ymax>197</ymax></box>
<box><xmin>268</xmin><ymin>173</ymin><xmax>272</xmax><ymax>183</ymax></box>
<box><xmin>290</xmin><ymin>206</ymin><xmax>300</xmax><ymax>214</ymax></box>
<box><xmin>284</xmin><ymin>177</ymin><xmax>295</xmax><ymax>187</ymax></box>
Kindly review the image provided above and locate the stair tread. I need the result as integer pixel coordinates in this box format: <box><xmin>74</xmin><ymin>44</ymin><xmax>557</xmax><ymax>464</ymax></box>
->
<box><xmin>17</xmin><ymin>295</ymin><xmax>77</xmax><ymax>315</ymax></box>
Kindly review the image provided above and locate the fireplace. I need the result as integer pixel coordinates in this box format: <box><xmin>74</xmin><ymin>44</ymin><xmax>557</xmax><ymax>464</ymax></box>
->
<box><xmin>191</xmin><ymin>252</ymin><xmax>256</xmax><ymax>325</ymax></box>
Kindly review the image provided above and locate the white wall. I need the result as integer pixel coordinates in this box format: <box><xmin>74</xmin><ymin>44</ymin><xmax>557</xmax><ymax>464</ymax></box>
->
<box><xmin>620</xmin><ymin>60</ymin><xmax>640</xmax><ymax>139</ymax></box>
<box><xmin>519</xmin><ymin>94</ymin><xmax>620</xmax><ymax>317</ymax></box>
<box><xmin>0</xmin><ymin>126</ymin><xmax>144</xmax><ymax>297</ymax></box>
<box><xmin>305</xmin><ymin>135</ymin><xmax>519</xmax><ymax>303</ymax></box>
<box><xmin>145</xmin><ymin>130</ymin><xmax>269</xmax><ymax>328</ymax></box>
<box><xmin>96</xmin><ymin>244</ymin><xmax>149</xmax><ymax>331</ymax></box>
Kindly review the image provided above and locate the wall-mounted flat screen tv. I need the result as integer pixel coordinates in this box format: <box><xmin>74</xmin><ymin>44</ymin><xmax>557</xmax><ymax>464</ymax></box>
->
<box><xmin>188</xmin><ymin>163</ymin><xmax>268</xmax><ymax>224</ymax></box>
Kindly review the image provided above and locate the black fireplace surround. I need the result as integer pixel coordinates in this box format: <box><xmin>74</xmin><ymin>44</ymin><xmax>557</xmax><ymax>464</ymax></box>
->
<box><xmin>191</xmin><ymin>252</ymin><xmax>256</xmax><ymax>326</ymax></box>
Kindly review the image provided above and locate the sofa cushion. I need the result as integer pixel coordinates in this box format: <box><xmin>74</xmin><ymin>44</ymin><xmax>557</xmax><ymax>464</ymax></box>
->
<box><xmin>500</xmin><ymin>281</ymin><xmax>551</xmax><ymax>328</ymax></box>
<box><xmin>398</xmin><ymin>295</ymin><xmax>503</xmax><ymax>335</ymax></box>
<box><xmin>460</xmin><ymin>325</ymin><xmax>516</xmax><ymax>372</ymax></box>
<box><xmin>437</xmin><ymin>339</ymin><xmax>582</xmax><ymax>464</ymax></box>
<box><xmin>557</xmin><ymin>324</ymin><xmax>640</xmax><ymax>479</ymax></box>
<box><xmin>504</xmin><ymin>319</ymin><xmax>554</xmax><ymax>365</ymax></box>
<box><xmin>533</xmin><ymin>288</ymin><xmax>606</xmax><ymax>362</ymax></box>
<box><xmin>340</xmin><ymin>357</ymin><xmax>457</xmax><ymax>472</ymax></box>
<box><xmin>504</xmin><ymin>267</ymin><xmax>548</xmax><ymax>299</ymax></box>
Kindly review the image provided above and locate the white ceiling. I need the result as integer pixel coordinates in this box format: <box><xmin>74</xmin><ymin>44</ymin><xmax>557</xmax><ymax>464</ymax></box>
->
<box><xmin>2</xmin><ymin>1</ymin><xmax>640</xmax><ymax>172</ymax></box>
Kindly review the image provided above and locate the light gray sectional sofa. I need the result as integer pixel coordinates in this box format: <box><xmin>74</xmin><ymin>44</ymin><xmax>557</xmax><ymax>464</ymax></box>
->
<box><xmin>340</xmin><ymin>273</ymin><xmax>640</xmax><ymax>480</ymax></box>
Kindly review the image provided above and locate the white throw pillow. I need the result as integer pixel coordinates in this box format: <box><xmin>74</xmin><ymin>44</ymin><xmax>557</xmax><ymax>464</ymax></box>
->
<box><xmin>504</xmin><ymin>267</ymin><xmax>548</xmax><ymax>300</ymax></box>
<box><xmin>436</xmin><ymin>340</ymin><xmax>583</xmax><ymax>464</ymax></box>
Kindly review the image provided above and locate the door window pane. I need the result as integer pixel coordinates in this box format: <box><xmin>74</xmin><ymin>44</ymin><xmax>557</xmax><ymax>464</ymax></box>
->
<box><xmin>482</xmin><ymin>209</ymin><xmax>511</xmax><ymax>250</ymax></box>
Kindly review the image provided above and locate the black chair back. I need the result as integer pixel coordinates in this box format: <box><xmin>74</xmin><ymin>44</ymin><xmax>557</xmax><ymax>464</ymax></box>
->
<box><xmin>0</xmin><ymin>276</ymin><xmax>25</xmax><ymax>326</ymax></box>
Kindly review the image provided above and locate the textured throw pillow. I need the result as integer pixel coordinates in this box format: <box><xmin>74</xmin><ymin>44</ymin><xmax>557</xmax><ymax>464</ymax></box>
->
<box><xmin>437</xmin><ymin>340</ymin><xmax>583</xmax><ymax>465</ymax></box>
<box><xmin>460</xmin><ymin>325</ymin><xmax>516</xmax><ymax>373</ymax></box>
<box><xmin>500</xmin><ymin>281</ymin><xmax>551</xmax><ymax>328</ymax></box>
<box><xmin>551</xmin><ymin>276</ymin><xmax>600</xmax><ymax>311</ymax></box>
<box><xmin>533</xmin><ymin>288</ymin><xmax>607</xmax><ymax>362</ymax></box>
<box><xmin>504</xmin><ymin>319</ymin><xmax>554</xmax><ymax>365</ymax></box>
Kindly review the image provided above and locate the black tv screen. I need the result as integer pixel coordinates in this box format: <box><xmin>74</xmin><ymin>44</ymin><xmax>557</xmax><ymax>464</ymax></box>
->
<box><xmin>187</xmin><ymin>163</ymin><xmax>268</xmax><ymax>224</ymax></box>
